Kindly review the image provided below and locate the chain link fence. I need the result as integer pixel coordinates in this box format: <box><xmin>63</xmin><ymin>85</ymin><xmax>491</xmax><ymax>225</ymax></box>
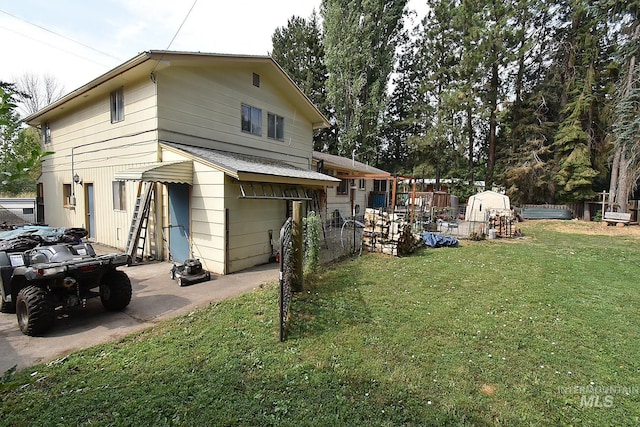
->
<box><xmin>278</xmin><ymin>218</ymin><xmax>293</xmax><ymax>342</ymax></box>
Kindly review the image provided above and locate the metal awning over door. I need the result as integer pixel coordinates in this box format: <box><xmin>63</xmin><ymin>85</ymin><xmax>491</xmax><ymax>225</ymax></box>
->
<box><xmin>238</xmin><ymin>182</ymin><xmax>312</xmax><ymax>200</ymax></box>
<box><xmin>114</xmin><ymin>161</ymin><xmax>193</xmax><ymax>184</ymax></box>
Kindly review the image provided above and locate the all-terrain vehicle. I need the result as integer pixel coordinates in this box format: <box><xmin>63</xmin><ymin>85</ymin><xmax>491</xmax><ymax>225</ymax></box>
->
<box><xmin>0</xmin><ymin>226</ymin><xmax>132</xmax><ymax>336</ymax></box>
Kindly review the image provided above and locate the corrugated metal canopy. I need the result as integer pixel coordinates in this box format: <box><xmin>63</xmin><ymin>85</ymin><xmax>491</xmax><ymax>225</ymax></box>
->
<box><xmin>161</xmin><ymin>142</ymin><xmax>340</xmax><ymax>187</ymax></box>
<box><xmin>239</xmin><ymin>183</ymin><xmax>311</xmax><ymax>200</ymax></box>
<box><xmin>114</xmin><ymin>161</ymin><xmax>193</xmax><ymax>184</ymax></box>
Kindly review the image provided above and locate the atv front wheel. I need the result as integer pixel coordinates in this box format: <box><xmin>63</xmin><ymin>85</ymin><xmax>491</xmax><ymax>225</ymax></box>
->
<box><xmin>16</xmin><ymin>286</ymin><xmax>55</xmax><ymax>336</ymax></box>
<box><xmin>100</xmin><ymin>270</ymin><xmax>132</xmax><ymax>311</ymax></box>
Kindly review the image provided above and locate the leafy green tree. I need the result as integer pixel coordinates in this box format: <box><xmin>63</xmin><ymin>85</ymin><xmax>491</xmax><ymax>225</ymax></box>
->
<box><xmin>380</xmin><ymin>24</ymin><xmax>424</xmax><ymax>175</ymax></box>
<box><xmin>395</xmin><ymin>0</ymin><xmax>465</xmax><ymax>185</ymax></box>
<box><xmin>0</xmin><ymin>84</ymin><xmax>52</xmax><ymax>195</ymax></box>
<box><xmin>321</xmin><ymin>0</ymin><xmax>407</xmax><ymax>164</ymax></box>
<box><xmin>270</xmin><ymin>12</ymin><xmax>338</xmax><ymax>152</ymax></box>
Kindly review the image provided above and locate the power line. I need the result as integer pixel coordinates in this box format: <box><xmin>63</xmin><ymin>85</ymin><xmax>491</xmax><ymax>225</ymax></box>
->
<box><xmin>164</xmin><ymin>0</ymin><xmax>198</xmax><ymax>52</ymax></box>
<box><xmin>0</xmin><ymin>8</ymin><xmax>123</xmax><ymax>62</ymax></box>
<box><xmin>0</xmin><ymin>23</ymin><xmax>114</xmax><ymax>69</ymax></box>
<box><xmin>150</xmin><ymin>0</ymin><xmax>198</xmax><ymax>75</ymax></box>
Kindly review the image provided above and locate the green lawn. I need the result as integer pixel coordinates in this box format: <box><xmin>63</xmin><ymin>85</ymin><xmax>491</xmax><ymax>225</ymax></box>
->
<box><xmin>1</xmin><ymin>221</ymin><xmax>639</xmax><ymax>426</ymax></box>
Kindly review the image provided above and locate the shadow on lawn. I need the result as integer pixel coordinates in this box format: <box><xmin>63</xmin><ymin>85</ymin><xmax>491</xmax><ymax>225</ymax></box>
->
<box><xmin>285</xmin><ymin>261</ymin><xmax>376</xmax><ymax>339</ymax></box>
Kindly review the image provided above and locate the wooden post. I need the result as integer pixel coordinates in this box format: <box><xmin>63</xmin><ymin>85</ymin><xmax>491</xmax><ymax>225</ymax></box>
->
<box><xmin>600</xmin><ymin>191</ymin><xmax>607</xmax><ymax>221</ymax></box>
<box><xmin>410</xmin><ymin>179</ymin><xmax>417</xmax><ymax>224</ymax></box>
<box><xmin>391</xmin><ymin>177</ymin><xmax>397</xmax><ymax>214</ymax></box>
<box><xmin>292</xmin><ymin>201</ymin><xmax>303</xmax><ymax>292</ymax></box>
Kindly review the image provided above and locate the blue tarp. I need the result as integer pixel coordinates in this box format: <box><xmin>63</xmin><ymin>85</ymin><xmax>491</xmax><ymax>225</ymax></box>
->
<box><xmin>421</xmin><ymin>232</ymin><xmax>459</xmax><ymax>248</ymax></box>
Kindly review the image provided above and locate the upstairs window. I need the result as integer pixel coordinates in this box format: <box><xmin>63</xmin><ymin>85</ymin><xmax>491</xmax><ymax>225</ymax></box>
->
<box><xmin>110</xmin><ymin>87</ymin><xmax>124</xmax><ymax>123</ymax></box>
<box><xmin>241</xmin><ymin>104</ymin><xmax>262</xmax><ymax>136</ymax></box>
<box><xmin>267</xmin><ymin>113</ymin><xmax>284</xmax><ymax>140</ymax></box>
<box><xmin>43</xmin><ymin>122</ymin><xmax>51</xmax><ymax>144</ymax></box>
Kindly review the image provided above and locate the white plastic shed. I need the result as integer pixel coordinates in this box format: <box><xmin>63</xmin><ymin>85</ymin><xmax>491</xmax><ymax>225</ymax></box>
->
<box><xmin>465</xmin><ymin>191</ymin><xmax>510</xmax><ymax>222</ymax></box>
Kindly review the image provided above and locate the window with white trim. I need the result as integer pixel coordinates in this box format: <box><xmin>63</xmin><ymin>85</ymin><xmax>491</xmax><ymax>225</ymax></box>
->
<box><xmin>112</xmin><ymin>181</ymin><xmax>126</xmax><ymax>210</ymax></box>
<box><xmin>63</xmin><ymin>184</ymin><xmax>72</xmax><ymax>207</ymax></box>
<box><xmin>43</xmin><ymin>122</ymin><xmax>51</xmax><ymax>144</ymax></box>
<box><xmin>267</xmin><ymin>113</ymin><xmax>284</xmax><ymax>140</ymax></box>
<box><xmin>110</xmin><ymin>87</ymin><xmax>124</xmax><ymax>123</ymax></box>
<box><xmin>241</xmin><ymin>104</ymin><xmax>262</xmax><ymax>136</ymax></box>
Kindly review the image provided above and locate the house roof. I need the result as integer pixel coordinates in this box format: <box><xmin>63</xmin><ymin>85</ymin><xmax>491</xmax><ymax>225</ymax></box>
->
<box><xmin>162</xmin><ymin>142</ymin><xmax>340</xmax><ymax>187</ymax></box>
<box><xmin>24</xmin><ymin>50</ymin><xmax>329</xmax><ymax>129</ymax></box>
<box><xmin>313</xmin><ymin>151</ymin><xmax>390</xmax><ymax>177</ymax></box>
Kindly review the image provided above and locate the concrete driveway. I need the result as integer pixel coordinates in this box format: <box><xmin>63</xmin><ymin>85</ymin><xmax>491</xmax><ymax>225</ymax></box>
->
<box><xmin>0</xmin><ymin>260</ymin><xmax>279</xmax><ymax>374</ymax></box>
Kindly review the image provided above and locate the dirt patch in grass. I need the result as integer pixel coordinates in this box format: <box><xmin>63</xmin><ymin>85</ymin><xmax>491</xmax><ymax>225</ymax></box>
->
<box><xmin>530</xmin><ymin>219</ymin><xmax>640</xmax><ymax>237</ymax></box>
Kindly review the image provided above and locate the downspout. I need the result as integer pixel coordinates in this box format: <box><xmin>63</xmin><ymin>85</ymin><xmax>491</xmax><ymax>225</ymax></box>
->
<box><xmin>71</xmin><ymin>147</ymin><xmax>76</xmax><ymax>205</ymax></box>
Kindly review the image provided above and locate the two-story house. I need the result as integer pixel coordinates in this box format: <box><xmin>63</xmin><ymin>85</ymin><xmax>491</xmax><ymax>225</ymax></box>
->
<box><xmin>25</xmin><ymin>50</ymin><xmax>339</xmax><ymax>274</ymax></box>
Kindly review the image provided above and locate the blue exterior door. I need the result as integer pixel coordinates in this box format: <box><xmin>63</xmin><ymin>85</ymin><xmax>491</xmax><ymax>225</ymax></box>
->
<box><xmin>85</xmin><ymin>183</ymin><xmax>95</xmax><ymax>238</ymax></box>
<box><xmin>168</xmin><ymin>183</ymin><xmax>191</xmax><ymax>262</ymax></box>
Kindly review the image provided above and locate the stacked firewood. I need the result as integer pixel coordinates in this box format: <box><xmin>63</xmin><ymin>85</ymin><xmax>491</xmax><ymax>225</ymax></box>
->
<box><xmin>487</xmin><ymin>209</ymin><xmax>518</xmax><ymax>238</ymax></box>
<box><xmin>362</xmin><ymin>208</ymin><xmax>422</xmax><ymax>256</ymax></box>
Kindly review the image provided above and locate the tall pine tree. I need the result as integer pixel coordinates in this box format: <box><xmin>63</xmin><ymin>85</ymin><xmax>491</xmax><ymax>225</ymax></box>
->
<box><xmin>606</xmin><ymin>0</ymin><xmax>640</xmax><ymax>212</ymax></box>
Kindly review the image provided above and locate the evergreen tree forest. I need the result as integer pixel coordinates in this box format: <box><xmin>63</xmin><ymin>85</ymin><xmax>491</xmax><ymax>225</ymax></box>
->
<box><xmin>272</xmin><ymin>0</ymin><xmax>640</xmax><ymax>205</ymax></box>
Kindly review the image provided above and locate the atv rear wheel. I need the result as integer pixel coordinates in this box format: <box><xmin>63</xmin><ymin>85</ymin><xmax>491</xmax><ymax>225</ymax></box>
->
<box><xmin>100</xmin><ymin>270</ymin><xmax>132</xmax><ymax>311</ymax></box>
<box><xmin>16</xmin><ymin>286</ymin><xmax>55</xmax><ymax>336</ymax></box>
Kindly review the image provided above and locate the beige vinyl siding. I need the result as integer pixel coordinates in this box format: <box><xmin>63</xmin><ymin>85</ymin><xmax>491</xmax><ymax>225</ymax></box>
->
<box><xmin>325</xmin><ymin>177</ymin><xmax>370</xmax><ymax>222</ymax></box>
<box><xmin>39</xmin><ymin>77</ymin><xmax>159</xmax><ymax>249</ymax></box>
<box><xmin>161</xmin><ymin>148</ymin><xmax>227</xmax><ymax>274</ymax></box>
<box><xmin>156</xmin><ymin>65</ymin><xmax>313</xmax><ymax>170</ymax></box>
<box><xmin>225</xmin><ymin>178</ymin><xmax>285</xmax><ymax>273</ymax></box>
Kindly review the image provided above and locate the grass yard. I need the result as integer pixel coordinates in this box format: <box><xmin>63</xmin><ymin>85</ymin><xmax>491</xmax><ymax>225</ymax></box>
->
<box><xmin>1</xmin><ymin>220</ymin><xmax>639</xmax><ymax>426</ymax></box>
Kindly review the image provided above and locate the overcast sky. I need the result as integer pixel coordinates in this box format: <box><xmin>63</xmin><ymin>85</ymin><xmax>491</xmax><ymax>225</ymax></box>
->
<box><xmin>0</xmin><ymin>0</ymin><xmax>426</xmax><ymax>98</ymax></box>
